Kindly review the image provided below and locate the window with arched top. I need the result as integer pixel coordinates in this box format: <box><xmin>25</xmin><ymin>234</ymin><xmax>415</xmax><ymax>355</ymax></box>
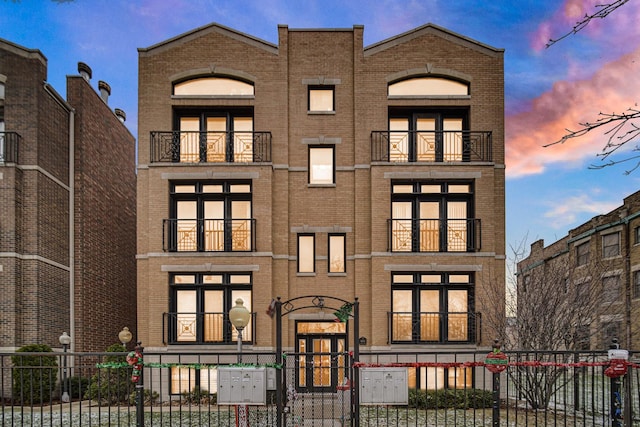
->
<box><xmin>174</xmin><ymin>77</ymin><xmax>254</xmax><ymax>96</ymax></box>
<box><xmin>388</xmin><ymin>77</ymin><xmax>468</xmax><ymax>96</ymax></box>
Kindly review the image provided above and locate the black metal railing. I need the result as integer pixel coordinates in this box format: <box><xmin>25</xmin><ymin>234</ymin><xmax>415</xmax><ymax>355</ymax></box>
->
<box><xmin>371</xmin><ymin>130</ymin><xmax>492</xmax><ymax>163</ymax></box>
<box><xmin>0</xmin><ymin>131</ymin><xmax>20</xmax><ymax>163</ymax></box>
<box><xmin>163</xmin><ymin>311</ymin><xmax>256</xmax><ymax>345</ymax></box>
<box><xmin>150</xmin><ymin>131</ymin><xmax>272</xmax><ymax>163</ymax></box>
<box><xmin>163</xmin><ymin>218</ymin><xmax>256</xmax><ymax>252</ymax></box>
<box><xmin>0</xmin><ymin>347</ymin><xmax>638</xmax><ymax>426</ymax></box>
<box><xmin>387</xmin><ymin>218</ymin><xmax>481</xmax><ymax>252</ymax></box>
<box><xmin>387</xmin><ymin>311</ymin><xmax>480</xmax><ymax>344</ymax></box>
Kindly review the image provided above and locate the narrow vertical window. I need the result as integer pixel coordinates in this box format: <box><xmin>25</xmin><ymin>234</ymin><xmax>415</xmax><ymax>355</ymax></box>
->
<box><xmin>576</xmin><ymin>242</ymin><xmax>590</xmax><ymax>266</ymax></box>
<box><xmin>602</xmin><ymin>233</ymin><xmax>620</xmax><ymax>258</ymax></box>
<box><xmin>309</xmin><ymin>146</ymin><xmax>334</xmax><ymax>184</ymax></box>
<box><xmin>328</xmin><ymin>234</ymin><xmax>345</xmax><ymax>273</ymax></box>
<box><xmin>633</xmin><ymin>271</ymin><xmax>640</xmax><ymax>299</ymax></box>
<box><xmin>298</xmin><ymin>234</ymin><xmax>315</xmax><ymax>273</ymax></box>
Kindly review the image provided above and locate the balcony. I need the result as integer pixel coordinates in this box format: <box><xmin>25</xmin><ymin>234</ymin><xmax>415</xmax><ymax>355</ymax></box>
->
<box><xmin>388</xmin><ymin>218</ymin><xmax>481</xmax><ymax>252</ymax></box>
<box><xmin>163</xmin><ymin>218</ymin><xmax>256</xmax><ymax>252</ymax></box>
<box><xmin>371</xmin><ymin>130</ymin><xmax>492</xmax><ymax>163</ymax></box>
<box><xmin>163</xmin><ymin>311</ymin><xmax>255</xmax><ymax>345</ymax></box>
<box><xmin>388</xmin><ymin>311</ymin><xmax>480</xmax><ymax>344</ymax></box>
<box><xmin>150</xmin><ymin>131</ymin><xmax>272</xmax><ymax>163</ymax></box>
<box><xmin>0</xmin><ymin>132</ymin><xmax>20</xmax><ymax>163</ymax></box>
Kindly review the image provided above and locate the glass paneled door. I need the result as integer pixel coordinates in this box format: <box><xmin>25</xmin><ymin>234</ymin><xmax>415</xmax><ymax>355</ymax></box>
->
<box><xmin>178</xmin><ymin>114</ymin><xmax>253</xmax><ymax>163</ymax></box>
<box><xmin>296</xmin><ymin>322</ymin><xmax>346</xmax><ymax>392</ymax></box>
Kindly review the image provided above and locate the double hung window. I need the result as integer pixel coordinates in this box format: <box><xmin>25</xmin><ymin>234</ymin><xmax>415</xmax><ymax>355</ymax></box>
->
<box><xmin>168</xmin><ymin>181</ymin><xmax>253</xmax><ymax>252</ymax></box>
<box><xmin>391</xmin><ymin>181</ymin><xmax>475</xmax><ymax>252</ymax></box>
<box><xmin>576</xmin><ymin>242</ymin><xmax>590</xmax><ymax>266</ymax></box>
<box><xmin>390</xmin><ymin>273</ymin><xmax>474</xmax><ymax>343</ymax></box>
<box><xmin>169</xmin><ymin>273</ymin><xmax>252</xmax><ymax>344</ymax></box>
<box><xmin>602</xmin><ymin>232</ymin><xmax>620</xmax><ymax>258</ymax></box>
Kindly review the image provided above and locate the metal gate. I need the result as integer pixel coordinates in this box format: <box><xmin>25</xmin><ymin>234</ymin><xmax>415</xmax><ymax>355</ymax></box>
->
<box><xmin>275</xmin><ymin>296</ymin><xmax>359</xmax><ymax>426</ymax></box>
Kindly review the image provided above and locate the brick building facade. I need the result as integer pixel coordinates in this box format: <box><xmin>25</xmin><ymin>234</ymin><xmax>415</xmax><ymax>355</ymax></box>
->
<box><xmin>0</xmin><ymin>38</ymin><xmax>137</xmax><ymax>352</ymax></box>
<box><xmin>137</xmin><ymin>23</ymin><xmax>505</xmax><ymax>392</ymax></box>
<box><xmin>518</xmin><ymin>190</ymin><xmax>640</xmax><ymax>350</ymax></box>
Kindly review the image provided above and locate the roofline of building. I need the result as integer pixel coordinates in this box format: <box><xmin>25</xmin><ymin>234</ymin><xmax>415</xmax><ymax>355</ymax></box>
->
<box><xmin>137</xmin><ymin>22</ymin><xmax>504</xmax><ymax>59</ymax></box>
<box><xmin>364</xmin><ymin>23</ymin><xmax>504</xmax><ymax>57</ymax></box>
<box><xmin>517</xmin><ymin>207</ymin><xmax>640</xmax><ymax>276</ymax></box>
<box><xmin>0</xmin><ymin>37</ymin><xmax>47</xmax><ymax>66</ymax></box>
<box><xmin>138</xmin><ymin>22</ymin><xmax>279</xmax><ymax>57</ymax></box>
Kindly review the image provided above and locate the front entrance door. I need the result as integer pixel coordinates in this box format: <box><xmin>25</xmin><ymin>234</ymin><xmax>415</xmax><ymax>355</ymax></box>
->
<box><xmin>296</xmin><ymin>322</ymin><xmax>347</xmax><ymax>392</ymax></box>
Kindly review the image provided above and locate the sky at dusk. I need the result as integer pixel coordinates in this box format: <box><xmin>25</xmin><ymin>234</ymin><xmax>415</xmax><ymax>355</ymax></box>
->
<box><xmin>2</xmin><ymin>0</ymin><xmax>640</xmax><ymax>257</ymax></box>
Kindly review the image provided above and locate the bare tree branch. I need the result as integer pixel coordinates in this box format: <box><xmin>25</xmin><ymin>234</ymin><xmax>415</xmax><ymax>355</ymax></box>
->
<box><xmin>544</xmin><ymin>108</ymin><xmax>640</xmax><ymax>173</ymax></box>
<box><xmin>545</xmin><ymin>0</ymin><xmax>630</xmax><ymax>48</ymax></box>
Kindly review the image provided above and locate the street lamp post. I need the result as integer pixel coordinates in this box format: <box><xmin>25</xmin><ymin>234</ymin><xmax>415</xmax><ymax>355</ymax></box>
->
<box><xmin>228</xmin><ymin>298</ymin><xmax>251</xmax><ymax>427</ymax></box>
<box><xmin>58</xmin><ymin>332</ymin><xmax>71</xmax><ymax>403</ymax></box>
<box><xmin>118</xmin><ymin>326</ymin><xmax>133</xmax><ymax>350</ymax></box>
<box><xmin>228</xmin><ymin>298</ymin><xmax>251</xmax><ymax>363</ymax></box>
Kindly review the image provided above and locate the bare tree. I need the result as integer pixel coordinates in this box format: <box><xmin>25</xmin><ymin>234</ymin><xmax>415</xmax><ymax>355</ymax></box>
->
<box><xmin>479</xmin><ymin>237</ymin><xmax>614</xmax><ymax>409</ymax></box>
<box><xmin>544</xmin><ymin>1</ymin><xmax>639</xmax><ymax>173</ymax></box>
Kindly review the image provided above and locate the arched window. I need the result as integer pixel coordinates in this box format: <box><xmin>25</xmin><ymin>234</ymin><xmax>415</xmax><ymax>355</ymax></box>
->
<box><xmin>388</xmin><ymin>77</ymin><xmax>468</xmax><ymax>96</ymax></box>
<box><xmin>174</xmin><ymin>77</ymin><xmax>254</xmax><ymax>96</ymax></box>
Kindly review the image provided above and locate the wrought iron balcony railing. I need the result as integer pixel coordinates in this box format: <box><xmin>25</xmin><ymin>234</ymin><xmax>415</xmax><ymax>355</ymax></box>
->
<box><xmin>387</xmin><ymin>218</ymin><xmax>481</xmax><ymax>252</ymax></box>
<box><xmin>371</xmin><ymin>130</ymin><xmax>492</xmax><ymax>163</ymax></box>
<box><xmin>163</xmin><ymin>311</ymin><xmax>256</xmax><ymax>345</ymax></box>
<box><xmin>163</xmin><ymin>218</ymin><xmax>256</xmax><ymax>252</ymax></box>
<box><xmin>388</xmin><ymin>311</ymin><xmax>480</xmax><ymax>344</ymax></box>
<box><xmin>0</xmin><ymin>132</ymin><xmax>20</xmax><ymax>163</ymax></box>
<box><xmin>150</xmin><ymin>131</ymin><xmax>272</xmax><ymax>163</ymax></box>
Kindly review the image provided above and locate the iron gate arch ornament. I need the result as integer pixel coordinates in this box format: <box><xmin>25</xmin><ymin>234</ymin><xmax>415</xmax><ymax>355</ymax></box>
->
<box><xmin>274</xmin><ymin>295</ymin><xmax>360</xmax><ymax>427</ymax></box>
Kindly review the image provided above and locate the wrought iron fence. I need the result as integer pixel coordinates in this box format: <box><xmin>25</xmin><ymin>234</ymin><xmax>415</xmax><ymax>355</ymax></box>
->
<box><xmin>0</xmin><ymin>348</ymin><xmax>638</xmax><ymax>426</ymax></box>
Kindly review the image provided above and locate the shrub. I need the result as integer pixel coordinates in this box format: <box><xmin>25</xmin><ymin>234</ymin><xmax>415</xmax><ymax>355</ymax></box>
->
<box><xmin>129</xmin><ymin>388</ymin><xmax>159</xmax><ymax>406</ymax></box>
<box><xmin>84</xmin><ymin>344</ymin><xmax>132</xmax><ymax>405</ymax></box>
<box><xmin>68</xmin><ymin>375</ymin><xmax>90</xmax><ymax>400</ymax></box>
<box><xmin>11</xmin><ymin>344</ymin><xmax>58</xmax><ymax>404</ymax></box>
<box><xmin>408</xmin><ymin>388</ymin><xmax>492</xmax><ymax>409</ymax></box>
<box><xmin>181</xmin><ymin>386</ymin><xmax>216</xmax><ymax>405</ymax></box>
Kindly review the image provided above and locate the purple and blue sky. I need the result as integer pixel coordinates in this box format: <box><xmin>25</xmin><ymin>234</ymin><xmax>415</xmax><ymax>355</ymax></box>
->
<box><xmin>2</xmin><ymin>0</ymin><xmax>640</xmax><ymax>254</ymax></box>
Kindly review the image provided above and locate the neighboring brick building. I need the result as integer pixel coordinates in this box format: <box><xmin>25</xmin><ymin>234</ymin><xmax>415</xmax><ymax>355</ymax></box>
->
<box><xmin>137</xmin><ymin>23</ymin><xmax>505</xmax><ymax>392</ymax></box>
<box><xmin>518</xmin><ymin>190</ymin><xmax>640</xmax><ymax>350</ymax></box>
<box><xmin>0</xmin><ymin>38</ymin><xmax>137</xmax><ymax>352</ymax></box>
